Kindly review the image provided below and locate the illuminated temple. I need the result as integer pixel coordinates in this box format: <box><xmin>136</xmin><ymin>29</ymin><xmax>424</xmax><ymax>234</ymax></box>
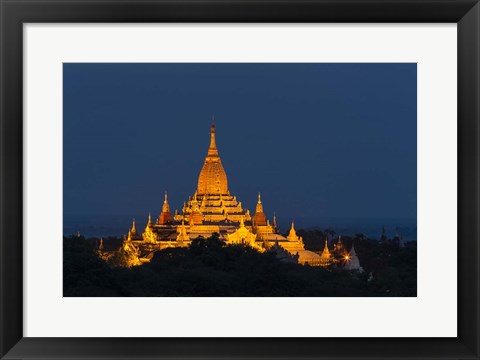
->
<box><xmin>100</xmin><ymin>117</ymin><xmax>349</xmax><ymax>267</ymax></box>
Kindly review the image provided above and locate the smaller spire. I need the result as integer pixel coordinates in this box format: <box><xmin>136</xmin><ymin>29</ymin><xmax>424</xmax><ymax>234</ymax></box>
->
<box><xmin>208</xmin><ymin>115</ymin><xmax>218</xmax><ymax>156</ymax></box>
<box><xmin>162</xmin><ymin>192</ymin><xmax>171</xmax><ymax>213</ymax></box>
<box><xmin>322</xmin><ymin>240</ymin><xmax>330</xmax><ymax>256</ymax></box>
<box><xmin>177</xmin><ymin>219</ymin><xmax>189</xmax><ymax>242</ymax></box>
<box><xmin>131</xmin><ymin>219</ymin><xmax>137</xmax><ymax>235</ymax></box>
<box><xmin>159</xmin><ymin>192</ymin><xmax>173</xmax><ymax>225</ymax></box>
<box><xmin>255</xmin><ymin>192</ymin><xmax>264</xmax><ymax>214</ymax></box>
<box><xmin>147</xmin><ymin>213</ymin><xmax>152</xmax><ymax>226</ymax></box>
<box><xmin>320</xmin><ymin>240</ymin><xmax>332</xmax><ymax>265</ymax></box>
<box><xmin>288</xmin><ymin>221</ymin><xmax>297</xmax><ymax>239</ymax></box>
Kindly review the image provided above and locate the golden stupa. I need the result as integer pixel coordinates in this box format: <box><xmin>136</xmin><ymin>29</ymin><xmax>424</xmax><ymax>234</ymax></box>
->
<box><xmin>177</xmin><ymin>118</ymin><xmax>249</xmax><ymax>225</ymax></box>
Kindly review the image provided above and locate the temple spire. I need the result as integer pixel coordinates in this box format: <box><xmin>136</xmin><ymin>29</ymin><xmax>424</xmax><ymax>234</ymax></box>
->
<box><xmin>319</xmin><ymin>239</ymin><xmax>332</xmax><ymax>266</ymax></box>
<box><xmin>131</xmin><ymin>218</ymin><xmax>137</xmax><ymax>235</ymax></box>
<box><xmin>253</xmin><ymin>191</ymin><xmax>266</xmax><ymax>226</ymax></box>
<box><xmin>255</xmin><ymin>192</ymin><xmax>264</xmax><ymax>213</ymax></box>
<box><xmin>159</xmin><ymin>192</ymin><xmax>173</xmax><ymax>225</ymax></box>
<box><xmin>162</xmin><ymin>191</ymin><xmax>170</xmax><ymax>213</ymax></box>
<box><xmin>288</xmin><ymin>221</ymin><xmax>296</xmax><ymax>238</ymax></box>
<box><xmin>197</xmin><ymin>119</ymin><xmax>229</xmax><ymax>195</ymax></box>
<box><xmin>324</xmin><ymin>240</ymin><xmax>330</xmax><ymax>254</ymax></box>
<box><xmin>208</xmin><ymin>113</ymin><xmax>218</xmax><ymax>156</ymax></box>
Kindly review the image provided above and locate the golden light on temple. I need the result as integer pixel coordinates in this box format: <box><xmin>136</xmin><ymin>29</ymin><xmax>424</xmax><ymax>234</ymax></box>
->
<box><xmin>98</xmin><ymin>116</ymin><xmax>336</xmax><ymax>268</ymax></box>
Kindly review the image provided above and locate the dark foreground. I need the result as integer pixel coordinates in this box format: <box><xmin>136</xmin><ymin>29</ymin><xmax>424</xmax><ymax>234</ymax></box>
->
<box><xmin>63</xmin><ymin>232</ymin><xmax>416</xmax><ymax>297</ymax></box>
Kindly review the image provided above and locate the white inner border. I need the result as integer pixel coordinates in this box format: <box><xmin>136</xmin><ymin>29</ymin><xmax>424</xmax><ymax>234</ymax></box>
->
<box><xmin>24</xmin><ymin>24</ymin><xmax>457</xmax><ymax>337</ymax></box>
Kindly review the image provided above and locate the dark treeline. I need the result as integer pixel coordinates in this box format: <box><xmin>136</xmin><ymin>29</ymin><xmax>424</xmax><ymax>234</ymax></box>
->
<box><xmin>297</xmin><ymin>229</ymin><xmax>417</xmax><ymax>296</ymax></box>
<box><xmin>64</xmin><ymin>231</ymin><xmax>416</xmax><ymax>297</ymax></box>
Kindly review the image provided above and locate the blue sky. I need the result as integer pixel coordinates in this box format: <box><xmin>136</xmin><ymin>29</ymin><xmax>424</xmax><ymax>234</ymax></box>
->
<box><xmin>63</xmin><ymin>63</ymin><xmax>416</xmax><ymax>226</ymax></box>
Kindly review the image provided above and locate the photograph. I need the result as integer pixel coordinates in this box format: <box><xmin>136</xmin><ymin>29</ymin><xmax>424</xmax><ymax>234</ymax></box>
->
<box><xmin>3</xmin><ymin>0</ymin><xmax>479</xmax><ymax>357</ymax></box>
<box><xmin>63</xmin><ymin>63</ymin><xmax>417</xmax><ymax>297</ymax></box>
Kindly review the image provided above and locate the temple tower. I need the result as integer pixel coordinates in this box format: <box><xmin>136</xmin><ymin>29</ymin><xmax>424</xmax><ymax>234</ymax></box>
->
<box><xmin>253</xmin><ymin>192</ymin><xmax>267</xmax><ymax>226</ymax></box>
<box><xmin>272</xmin><ymin>213</ymin><xmax>278</xmax><ymax>233</ymax></box>
<box><xmin>177</xmin><ymin>118</ymin><xmax>249</xmax><ymax>223</ymax></box>
<box><xmin>143</xmin><ymin>213</ymin><xmax>157</xmax><ymax>243</ymax></box>
<box><xmin>158</xmin><ymin>192</ymin><xmax>173</xmax><ymax>225</ymax></box>
<box><xmin>130</xmin><ymin>219</ymin><xmax>137</xmax><ymax>236</ymax></box>
<box><xmin>287</xmin><ymin>222</ymin><xmax>300</xmax><ymax>242</ymax></box>
<box><xmin>197</xmin><ymin>114</ymin><xmax>229</xmax><ymax>195</ymax></box>
<box><xmin>176</xmin><ymin>220</ymin><xmax>190</xmax><ymax>244</ymax></box>
<box><xmin>320</xmin><ymin>239</ymin><xmax>333</xmax><ymax>267</ymax></box>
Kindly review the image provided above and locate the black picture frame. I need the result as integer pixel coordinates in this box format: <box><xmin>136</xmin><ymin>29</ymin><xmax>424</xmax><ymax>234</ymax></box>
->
<box><xmin>1</xmin><ymin>1</ymin><xmax>479</xmax><ymax>359</ymax></box>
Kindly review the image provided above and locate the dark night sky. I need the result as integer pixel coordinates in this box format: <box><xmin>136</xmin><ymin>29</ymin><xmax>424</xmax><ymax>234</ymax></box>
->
<box><xmin>63</xmin><ymin>63</ymin><xmax>416</xmax><ymax>231</ymax></box>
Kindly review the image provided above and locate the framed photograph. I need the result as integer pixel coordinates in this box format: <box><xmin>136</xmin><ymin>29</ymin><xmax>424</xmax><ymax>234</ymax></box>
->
<box><xmin>1</xmin><ymin>0</ymin><xmax>479</xmax><ymax>359</ymax></box>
